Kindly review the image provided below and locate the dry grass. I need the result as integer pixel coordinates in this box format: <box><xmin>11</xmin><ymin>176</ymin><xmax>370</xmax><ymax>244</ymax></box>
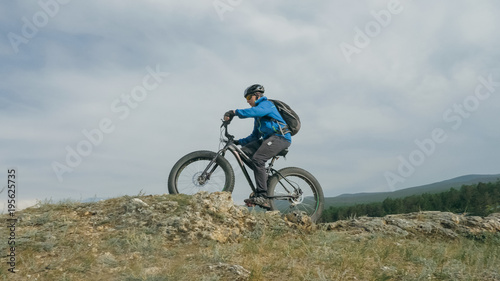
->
<box><xmin>1</xmin><ymin>195</ymin><xmax>499</xmax><ymax>281</ymax></box>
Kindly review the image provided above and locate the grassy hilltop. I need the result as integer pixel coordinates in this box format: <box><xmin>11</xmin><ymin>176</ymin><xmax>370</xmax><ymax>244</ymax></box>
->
<box><xmin>1</xmin><ymin>192</ymin><xmax>500</xmax><ymax>281</ymax></box>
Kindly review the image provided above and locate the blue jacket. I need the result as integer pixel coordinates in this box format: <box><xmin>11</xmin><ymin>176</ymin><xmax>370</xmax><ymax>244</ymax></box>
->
<box><xmin>235</xmin><ymin>97</ymin><xmax>292</xmax><ymax>145</ymax></box>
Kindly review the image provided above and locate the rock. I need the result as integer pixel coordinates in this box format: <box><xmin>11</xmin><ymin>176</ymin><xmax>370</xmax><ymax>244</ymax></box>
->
<box><xmin>155</xmin><ymin>191</ymin><xmax>317</xmax><ymax>243</ymax></box>
<box><xmin>113</xmin><ymin>193</ymin><xmax>499</xmax><ymax>242</ymax></box>
<box><xmin>131</xmin><ymin>198</ymin><xmax>148</xmax><ymax>207</ymax></box>
<box><xmin>326</xmin><ymin>211</ymin><xmax>500</xmax><ymax>239</ymax></box>
<box><xmin>123</xmin><ymin>198</ymin><xmax>151</xmax><ymax>215</ymax></box>
<box><xmin>284</xmin><ymin>211</ymin><xmax>316</xmax><ymax>232</ymax></box>
<box><xmin>144</xmin><ymin>267</ymin><xmax>161</xmax><ymax>276</ymax></box>
<box><xmin>97</xmin><ymin>252</ymin><xmax>118</xmax><ymax>267</ymax></box>
<box><xmin>207</xmin><ymin>262</ymin><xmax>251</xmax><ymax>281</ymax></box>
<box><xmin>153</xmin><ymin>201</ymin><xmax>179</xmax><ymax>213</ymax></box>
<box><xmin>162</xmin><ymin>192</ymin><xmax>258</xmax><ymax>243</ymax></box>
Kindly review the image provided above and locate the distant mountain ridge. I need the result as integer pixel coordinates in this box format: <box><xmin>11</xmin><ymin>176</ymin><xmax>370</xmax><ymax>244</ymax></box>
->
<box><xmin>325</xmin><ymin>174</ymin><xmax>500</xmax><ymax>208</ymax></box>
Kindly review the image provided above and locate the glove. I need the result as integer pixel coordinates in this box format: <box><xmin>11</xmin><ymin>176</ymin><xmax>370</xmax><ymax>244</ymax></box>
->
<box><xmin>233</xmin><ymin>139</ymin><xmax>240</xmax><ymax>145</ymax></box>
<box><xmin>224</xmin><ymin>110</ymin><xmax>235</xmax><ymax>121</ymax></box>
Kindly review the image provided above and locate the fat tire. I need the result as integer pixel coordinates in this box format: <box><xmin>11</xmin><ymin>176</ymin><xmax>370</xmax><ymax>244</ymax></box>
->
<box><xmin>267</xmin><ymin>167</ymin><xmax>324</xmax><ymax>222</ymax></box>
<box><xmin>167</xmin><ymin>150</ymin><xmax>235</xmax><ymax>195</ymax></box>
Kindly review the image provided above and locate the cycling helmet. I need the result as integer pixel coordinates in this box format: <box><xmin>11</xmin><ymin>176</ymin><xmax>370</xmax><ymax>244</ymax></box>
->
<box><xmin>243</xmin><ymin>84</ymin><xmax>265</xmax><ymax>98</ymax></box>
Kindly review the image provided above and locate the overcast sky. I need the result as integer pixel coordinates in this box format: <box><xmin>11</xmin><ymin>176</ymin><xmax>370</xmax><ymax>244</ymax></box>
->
<box><xmin>2</xmin><ymin>0</ymin><xmax>499</xmax><ymax>210</ymax></box>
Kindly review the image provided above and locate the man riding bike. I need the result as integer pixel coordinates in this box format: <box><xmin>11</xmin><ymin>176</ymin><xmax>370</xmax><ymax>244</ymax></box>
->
<box><xmin>224</xmin><ymin>84</ymin><xmax>292</xmax><ymax>209</ymax></box>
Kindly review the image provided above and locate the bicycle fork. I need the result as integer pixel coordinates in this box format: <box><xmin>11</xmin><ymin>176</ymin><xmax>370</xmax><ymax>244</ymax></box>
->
<box><xmin>198</xmin><ymin>149</ymin><xmax>226</xmax><ymax>185</ymax></box>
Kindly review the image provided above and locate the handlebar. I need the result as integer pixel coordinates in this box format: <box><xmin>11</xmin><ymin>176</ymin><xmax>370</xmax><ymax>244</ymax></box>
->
<box><xmin>221</xmin><ymin>120</ymin><xmax>235</xmax><ymax>141</ymax></box>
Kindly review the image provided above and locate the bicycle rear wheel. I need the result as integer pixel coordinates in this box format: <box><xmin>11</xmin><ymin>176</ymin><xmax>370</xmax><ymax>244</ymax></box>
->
<box><xmin>167</xmin><ymin>150</ymin><xmax>235</xmax><ymax>195</ymax></box>
<box><xmin>267</xmin><ymin>167</ymin><xmax>324</xmax><ymax>222</ymax></box>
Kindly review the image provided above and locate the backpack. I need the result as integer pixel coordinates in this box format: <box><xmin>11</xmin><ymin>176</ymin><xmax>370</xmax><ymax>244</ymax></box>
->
<box><xmin>268</xmin><ymin>99</ymin><xmax>301</xmax><ymax>136</ymax></box>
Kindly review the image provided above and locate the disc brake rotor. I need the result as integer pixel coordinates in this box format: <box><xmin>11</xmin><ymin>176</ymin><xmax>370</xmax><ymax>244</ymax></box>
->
<box><xmin>193</xmin><ymin>172</ymin><xmax>206</xmax><ymax>186</ymax></box>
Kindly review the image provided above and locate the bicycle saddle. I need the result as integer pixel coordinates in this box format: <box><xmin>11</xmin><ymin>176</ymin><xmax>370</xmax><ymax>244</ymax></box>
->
<box><xmin>277</xmin><ymin>148</ymin><xmax>289</xmax><ymax>157</ymax></box>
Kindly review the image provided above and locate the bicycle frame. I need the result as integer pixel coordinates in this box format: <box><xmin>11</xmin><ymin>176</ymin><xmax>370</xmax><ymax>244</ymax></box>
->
<box><xmin>199</xmin><ymin>137</ymin><xmax>258</xmax><ymax>193</ymax></box>
<box><xmin>198</xmin><ymin>121</ymin><xmax>300</xmax><ymax>200</ymax></box>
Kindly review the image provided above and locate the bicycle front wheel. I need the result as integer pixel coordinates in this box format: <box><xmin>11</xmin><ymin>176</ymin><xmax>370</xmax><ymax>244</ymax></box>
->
<box><xmin>167</xmin><ymin>150</ymin><xmax>235</xmax><ymax>195</ymax></box>
<box><xmin>267</xmin><ymin>167</ymin><xmax>324</xmax><ymax>222</ymax></box>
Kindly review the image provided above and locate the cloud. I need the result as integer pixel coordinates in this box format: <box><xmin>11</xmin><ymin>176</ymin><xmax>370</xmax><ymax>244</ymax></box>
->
<box><xmin>1</xmin><ymin>0</ymin><xmax>499</xmax><ymax>207</ymax></box>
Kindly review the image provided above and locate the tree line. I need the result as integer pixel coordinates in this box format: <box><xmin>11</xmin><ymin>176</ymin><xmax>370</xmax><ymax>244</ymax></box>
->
<box><xmin>321</xmin><ymin>181</ymin><xmax>500</xmax><ymax>222</ymax></box>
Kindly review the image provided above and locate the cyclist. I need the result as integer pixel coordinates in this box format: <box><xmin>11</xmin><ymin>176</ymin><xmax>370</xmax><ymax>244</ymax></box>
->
<box><xmin>223</xmin><ymin>84</ymin><xmax>291</xmax><ymax>209</ymax></box>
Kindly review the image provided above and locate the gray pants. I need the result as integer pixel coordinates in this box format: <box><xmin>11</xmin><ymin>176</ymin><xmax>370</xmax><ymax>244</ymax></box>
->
<box><xmin>241</xmin><ymin>135</ymin><xmax>291</xmax><ymax>195</ymax></box>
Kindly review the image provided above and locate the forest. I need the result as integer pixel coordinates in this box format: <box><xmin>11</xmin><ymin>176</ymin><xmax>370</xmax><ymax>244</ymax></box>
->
<box><xmin>321</xmin><ymin>181</ymin><xmax>500</xmax><ymax>222</ymax></box>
